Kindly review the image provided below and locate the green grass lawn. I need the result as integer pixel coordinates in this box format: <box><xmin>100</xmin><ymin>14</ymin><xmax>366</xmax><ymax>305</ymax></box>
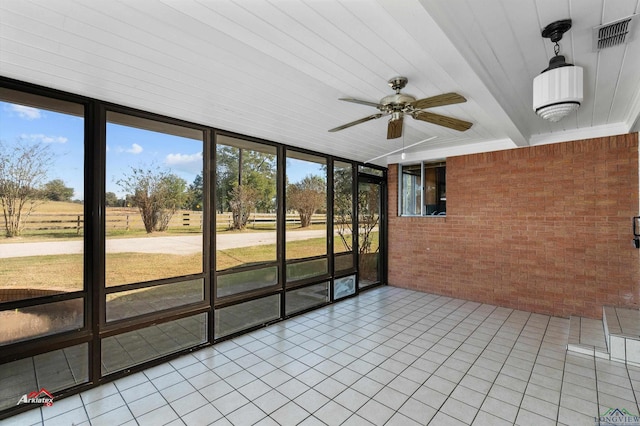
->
<box><xmin>0</xmin><ymin>233</ymin><xmax>375</xmax><ymax>291</ymax></box>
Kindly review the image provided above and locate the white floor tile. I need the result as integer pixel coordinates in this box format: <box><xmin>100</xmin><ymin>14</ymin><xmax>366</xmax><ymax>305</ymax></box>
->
<box><xmin>293</xmin><ymin>388</ymin><xmax>330</xmax><ymax>414</ymax></box>
<box><xmin>313</xmin><ymin>400</ymin><xmax>352</xmax><ymax>426</ymax></box>
<box><xmin>180</xmin><ymin>403</ymin><xmax>223</xmax><ymax>426</ymax></box>
<box><xmin>355</xmin><ymin>399</ymin><xmax>395</xmax><ymax>426</ymax></box>
<box><xmin>225</xmin><ymin>402</ymin><xmax>266</xmax><ymax>425</ymax></box>
<box><xmin>6</xmin><ymin>287</ymin><xmax>640</xmax><ymax>426</ymax></box>
<box><xmin>135</xmin><ymin>404</ymin><xmax>178</xmax><ymax>426</ymax></box>
<box><xmin>210</xmin><ymin>390</ymin><xmax>248</xmax><ymax>416</ymax></box>
<box><xmin>42</xmin><ymin>407</ymin><xmax>88</xmax><ymax>426</ymax></box>
<box><xmin>269</xmin><ymin>401</ymin><xmax>309</xmax><ymax>425</ymax></box>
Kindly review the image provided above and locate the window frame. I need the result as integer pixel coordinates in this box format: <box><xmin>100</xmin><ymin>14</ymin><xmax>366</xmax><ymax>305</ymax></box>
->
<box><xmin>0</xmin><ymin>76</ymin><xmax>388</xmax><ymax>420</ymax></box>
<box><xmin>398</xmin><ymin>160</ymin><xmax>447</xmax><ymax>217</ymax></box>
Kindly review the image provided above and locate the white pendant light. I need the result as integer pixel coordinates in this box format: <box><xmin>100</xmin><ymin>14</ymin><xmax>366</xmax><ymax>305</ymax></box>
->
<box><xmin>533</xmin><ymin>20</ymin><xmax>583</xmax><ymax>122</ymax></box>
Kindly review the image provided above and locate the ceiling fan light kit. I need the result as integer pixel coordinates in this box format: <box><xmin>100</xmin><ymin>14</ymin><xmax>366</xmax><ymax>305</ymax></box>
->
<box><xmin>329</xmin><ymin>77</ymin><xmax>472</xmax><ymax>139</ymax></box>
<box><xmin>533</xmin><ymin>19</ymin><xmax>584</xmax><ymax>122</ymax></box>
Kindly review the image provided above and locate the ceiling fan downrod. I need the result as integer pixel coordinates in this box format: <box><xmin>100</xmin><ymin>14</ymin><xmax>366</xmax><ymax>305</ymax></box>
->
<box><xmin>388</xmin><ymin>76</ymin><xmax>408</xmax><ymax>94</ymax></box>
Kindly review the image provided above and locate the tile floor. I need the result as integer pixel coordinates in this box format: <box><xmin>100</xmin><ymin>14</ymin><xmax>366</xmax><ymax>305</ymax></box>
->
<box><xmin>2</xmin><ymin>286</ymin><xmax>639</xmax><ymax>425</ymax></box>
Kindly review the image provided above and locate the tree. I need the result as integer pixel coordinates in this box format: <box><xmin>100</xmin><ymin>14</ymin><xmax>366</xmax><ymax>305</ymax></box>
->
<box><xmin>228</xmin><ymin>184</ymin><xmax>259</xmax><ymax>230</ymax></box>
<box><xmin>333</xmin><ymin>165</ymin><xmax>378</xmax><ymax>278</ymax></box>
<box><xmin>104</xmin><ymin>192</ymin><xmax>119</xmax><ymax>207</ymax></box>
<box><xmin>188</xmin><ymin>173</ymin><xmax>203</xmax><ymax>211</ymax></box>
<box><xmin>287</xmin><ymin>174</ymin><xmax>326</xmax><ymax>227</ymax></box>
<box><xmin>357</xmin><ymin>183</ymin><xmax>379</xmax><ymax>255</ymax></box>
<box><xmin>42</xmin><ymin>179</ymin><xmax>74</xmax><ymax>201</ymax></box>
<box><xmin>117</xmin><ymin>165</ymin><xmax>188</xmax><ymax>233</ymax></box>
<box><xmin>0</xmin><ymin>141</ymin><xmax>52</xmax><ymax>237</ymax></box>
<box><xmin>216</xmin><ymin>145</ymin><xmax>276</xmax><ymax>213</ymax></box>
<box><xmin>155</xmin><ymin>174</ymin><xmax>188</xmax><ymax>231</ymax></box>
<box><xmin>333</xmin><ymin>165</ymin><xmax>354</xmax><ymax>252</ymax></box>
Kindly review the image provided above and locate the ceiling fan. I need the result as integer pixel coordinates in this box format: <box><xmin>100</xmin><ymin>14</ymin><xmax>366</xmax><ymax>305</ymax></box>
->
<box><xmin>328</xmin><ymin>76</ymin><xmax>473</xmax><ymax>139</ymax></box>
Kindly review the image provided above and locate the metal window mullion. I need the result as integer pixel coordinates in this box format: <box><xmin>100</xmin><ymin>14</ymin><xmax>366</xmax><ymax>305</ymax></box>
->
<box><xmin>397</xmin><ymin>164</ymin><xmax>402</xmax><ymax>216</ymax></box>
<box><xmin>420</xmin><ymin>161</ymin><xmax>425</xmax><ymax>216</ymax></box>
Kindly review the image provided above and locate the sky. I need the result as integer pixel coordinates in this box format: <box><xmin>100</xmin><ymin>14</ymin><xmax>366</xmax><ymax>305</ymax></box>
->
<box><xmin>0</xmin><ymin>101</ymin><xmax>86</xmax><ymax>197</ymax></box>
<box><xmin>106</xmin><ymin>122</ymin><xmax>202</xmax><ymax>198</ymax></box>
<box><xmin>0</xmin><ymin>101</ymin><xmax>323</xmax><ymax>201</ymax></box>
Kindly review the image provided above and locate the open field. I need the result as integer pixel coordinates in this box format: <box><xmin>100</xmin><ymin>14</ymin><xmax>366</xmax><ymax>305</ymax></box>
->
<box><xmin>0</xmin><ymin>236</ymin><xmax>362</xmax><ymax>291</ymax></box>
<box><xmin>0</xmin><ymin>201</ymin><xmax>375</xmax><ymax>305</ymax></box>
<box><xmin>1</xmin><ymin>200</ymin><xmax>332</xmax><ymax>242</ymax></box>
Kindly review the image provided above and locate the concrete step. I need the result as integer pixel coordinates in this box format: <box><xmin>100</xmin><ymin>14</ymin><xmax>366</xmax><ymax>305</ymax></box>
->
<box><xmin>567</xmin><ymin>306</ymin><xmax>640</xmax><ymax>366</ymax></box>
<box><xmin>567</xmin><ymin>315</ymin><xmax>609</xmax><ymax>359</ymax></box>
<box><xmin>604</xmin><ymin>306</ymin><xmax>640</xmax><ymax>367</ymax></box>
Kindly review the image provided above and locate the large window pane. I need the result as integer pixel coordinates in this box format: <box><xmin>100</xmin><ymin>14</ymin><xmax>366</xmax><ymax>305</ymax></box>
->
<box><xmin>105</xmin><ymin>112</ymin><xmax>204</xmax><ymax>286</ymax></box>
<box><xmin>334</xmin><ymin>274</ymin><xmax>356</xmax><ymax>300</ymax></box>
<box><xmin>425</xmin><ymin>162</ymin><xmax>446</xmax><ymax>215</ymax></box>
<box><xmin>217</xmin><ymin>266</ymin><xmax>278</xmax><ymax>298</ymax></box>
<box><xmin>0</xmin><ymin>298</ymin><xmax>83</xmax><ymax>345</ymax></box>
<box><xmin>286</xmin><ymin>282</ymin><xmax>329</xmax><ymax>315</ymax></box>
<box><xmin>401</xmin><ymin>164</ymin><xmax>421</xmax><ymax>216</ymax></box>
<box><xmin>215</xmin><ymin>295</ymin><xmax>280</xmax><ymax>338</ymax></box>
<box><xmin>101</xmin><ymin>313</ymin><xmax>207</xmax><ymax>375</ymax></box>
<box><xmin>286</xmin><ymin>258</ymin><xmax>328</xmax><ymax>282</ymax></box>
<box><xmin>216</xmin><ymin>136</ymin><xmax>277</xmax><ymax>271</ymax></box>
<box><xmin>358</xmin><ymin>181</ymin><xmax>381</xmax><ymax>288</ymax></box>
<box><xmin>359</xmin><ymin>165</ymin><xmax>384</xmax><ymax>177</ymax></box>
<box><xmin>334</xmin><ymin>161</ymin><xmax>354</xmax><ymax>272</ymax></box>
<box><xmin>286</xmin><ymin>151</ymin><xmax>327</xmax><ymax>281</ymax></box>
<box><xmin>0</xmin><ymin>343</ymin><xmax>88</xmax><ymax>411</ymax></box>
<box><xmin>0</xmin><ymin>90</ymin><xmax>84</xmax><ymax>302</ymax></box>
<box><xmin>106</xmin><ymin>279</ymin><xmax>204</xmax><ymax>322</ymax></box>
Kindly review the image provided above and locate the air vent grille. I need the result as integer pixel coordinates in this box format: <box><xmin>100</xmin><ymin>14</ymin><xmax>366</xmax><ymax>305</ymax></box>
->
<box><xmin>594</xmin><ymin>14</ymin><xmax>637</xmax><ymax>50</ymax></box>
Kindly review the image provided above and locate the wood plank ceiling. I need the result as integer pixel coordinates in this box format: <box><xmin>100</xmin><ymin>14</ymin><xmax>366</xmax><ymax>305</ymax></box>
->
<box><xmin>1</xmin><ymin>0</ymin><xmax>639</xmax><ymax>165</ymax></box>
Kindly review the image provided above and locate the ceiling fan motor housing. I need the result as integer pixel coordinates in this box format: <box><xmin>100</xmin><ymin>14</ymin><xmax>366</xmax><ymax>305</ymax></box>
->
<box><xmin>379</xmin><ymin>93</ymin><xmax>417</xmax><ymax>114</ymax></box>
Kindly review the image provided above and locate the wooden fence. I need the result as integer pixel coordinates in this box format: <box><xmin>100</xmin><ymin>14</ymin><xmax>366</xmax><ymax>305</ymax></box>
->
<box><xmin>215</xmin><ymin>212</ymin><xmax>327</xmax><ymax>229</ymax></box>
<box><xmin>15</xmin><ymin>211</ymin><xmax>327</xmax><ymax>233</ymax></box>
<box><xmin>19</xmin><ymin>213</ymin><xmax>85</xmax><ymax>234</ymax></box>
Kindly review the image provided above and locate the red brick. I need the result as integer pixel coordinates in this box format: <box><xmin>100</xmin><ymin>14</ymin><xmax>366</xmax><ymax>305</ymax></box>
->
<box><xmin>387</xmin><ymin>133</ymin><xmax>640</xmax><ymax>319</ymax></box>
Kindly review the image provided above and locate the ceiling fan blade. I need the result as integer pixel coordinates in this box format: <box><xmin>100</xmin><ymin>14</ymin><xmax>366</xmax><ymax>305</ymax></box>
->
<box><xmin>411</xmin><ymin>92</ymin><xmax>467</xmax><ymax>110</ymax></box>
<box><xmin>387</xmin><ymin>117</ymin><xmax>403</xmax><ymax>139</ymax></box>
<box><xmin>338</xmin><ymin>98</ymin><xmax>381</xmax><ymax>108</ymax></box>
<box><xmin>328</xmin><ymin>113</ymin><xmax>384</xmax><ymax>132</ymax></box>
<box><xmin>413</xmin><ymin>111</ymin><xmax>473</xmax><ymax>131</ymax></box>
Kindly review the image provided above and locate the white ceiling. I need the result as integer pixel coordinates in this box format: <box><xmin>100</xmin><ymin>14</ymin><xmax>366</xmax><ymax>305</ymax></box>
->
<box><xmin>1</xmin><ymin>0</ymin><xmax>639</xmax><ymax>166</ymax></box>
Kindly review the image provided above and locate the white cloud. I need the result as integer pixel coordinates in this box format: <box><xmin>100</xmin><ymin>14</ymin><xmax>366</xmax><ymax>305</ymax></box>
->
<box><xmin>166</xmin><ymin>152</ymin><xmax>202</xmax><ymax>165</ymax></box>
<box><xmin>165</xmin><ymin>152</ymin><xmax>203</xmax><ymax>174</ymax></box>
<box><xmin>21</xmin><ymin>133</ymin><xmax>68</xmax><ymax>144</ymax></box>
<box><xmin>126</xmin><ymin>143</ymin><xmax>143</xmax><ymax>154</ymax></box>
<box><xmin>10</xmin><ymin>104</ymin><xmax>42</xmax><ymax>120</ymax></box>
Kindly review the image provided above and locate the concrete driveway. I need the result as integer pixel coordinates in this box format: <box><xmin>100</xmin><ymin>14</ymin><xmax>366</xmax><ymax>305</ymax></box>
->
<box><xmin>0</xmin><ymin>229</ymin><xmax>329</xmax><ymax>258</ymax></box>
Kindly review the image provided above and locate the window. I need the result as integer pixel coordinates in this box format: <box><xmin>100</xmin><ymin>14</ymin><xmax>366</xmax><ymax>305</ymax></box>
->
<box><xmin>214</xmin><ymin>136</ymin><xmax>278</xmax><ymax>299</ymax></box>
<box><xmin>285</xmin><ymin>150</ymin><xmax>328</xmax><ymax>284</ymax></box>
<box><xmin>359</xmin><ymin>165</ymin><xmax>384</xmax><ymax>177</ymax></box>
<box><xmin>105</xmin><ymin>111</ymin><xmax>205</xmax><ymax>322</ymax></box>
<box><xmin>0</xmin><ymin>88</ymin><xmax>86</xmax><ymax>344</ymax></box>
<box><xmin>333</xmin><ymin>161</ymin><xmax>354</xmax><ymax>272</ymax></box>
<box><xmin>399</xmin><ymin>161</ymin><xmax>446</xmax><ymax>216</ymax></box>
<box><xmin>0</xmin><ymin>78</ymin><xmax>388</xmax><ymax>420</ymax></box>
<box><xmin>0</xmin><ymin>86</ymin><xmax>90</xmax><ymax>412</ymax></box>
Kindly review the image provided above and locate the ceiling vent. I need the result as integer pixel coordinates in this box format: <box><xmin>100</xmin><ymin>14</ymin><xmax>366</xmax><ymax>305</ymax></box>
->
<box><xmin>593</xmin><ymin>14</ymin><xmax>638</xmax><ymax>50</ymax></box>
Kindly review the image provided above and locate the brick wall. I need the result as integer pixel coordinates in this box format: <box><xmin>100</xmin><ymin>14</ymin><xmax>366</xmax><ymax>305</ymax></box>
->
<box><xmin>388</xmin><ymin>133</ymin><xmax>639</xmax><ymax>318</ymax></box>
